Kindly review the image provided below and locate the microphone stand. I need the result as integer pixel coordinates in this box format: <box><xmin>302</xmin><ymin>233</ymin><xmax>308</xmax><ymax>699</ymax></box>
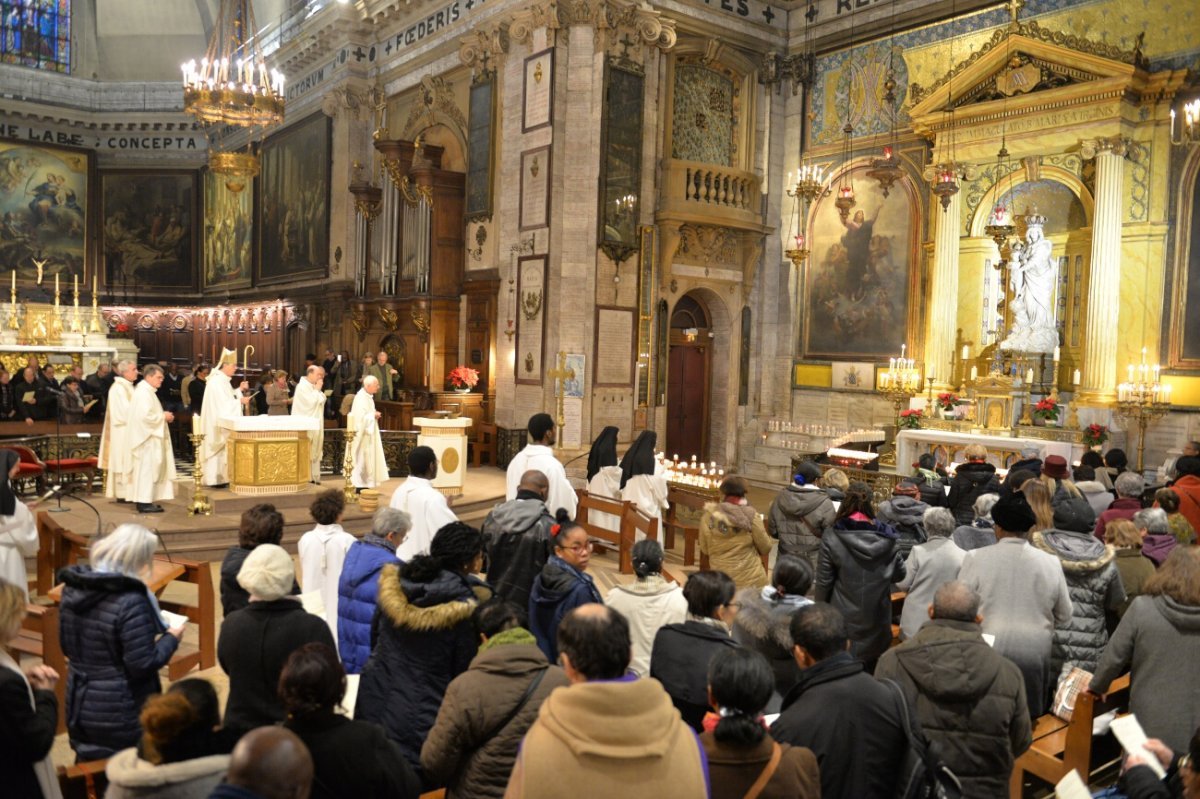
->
<box><xmin>50</xmin><ymin>386</ymin><xmax>67</xmax><ymax>513</ymax></box>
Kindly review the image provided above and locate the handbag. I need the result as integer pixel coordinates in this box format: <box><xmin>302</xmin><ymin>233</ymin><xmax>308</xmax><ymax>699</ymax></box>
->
<box><xmin>476</xmin><ymin>667</ymin><xmax>549</xmax><ymax>746</ymax></box>
<box><xmin>883</xmin><ymin>679</ymin><xmax>963</xmax><ymax>799</ymax></box>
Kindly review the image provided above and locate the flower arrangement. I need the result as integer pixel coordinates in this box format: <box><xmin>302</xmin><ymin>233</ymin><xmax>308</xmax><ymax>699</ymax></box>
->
<box><xmin>447</xmin><ymin>365</ymin><xmax>480</xmax><ymax>391</ymax></box>
<box><xmin>1082</xmin><ymin>423</ymin><xmax>1109</xmax><ymax>448</ymax></box>
<box><xmin>937</xmin><ymin>392</ymin><xmax>961</xmax><ymax>412</ymax></box>
<box><xmin>1032</xmin><ymin>397</ymin><xmax>1061</xmax><ymax>422</ymax></box>
<box><xmin>110</xmin><ymin>321</ymin><xmax>131</xmax><ymax>338</ymax></box>
<box><xmin>898</xmin><ymin>409</ymin><xmax>923</xmax><ymax>429</ymax></box>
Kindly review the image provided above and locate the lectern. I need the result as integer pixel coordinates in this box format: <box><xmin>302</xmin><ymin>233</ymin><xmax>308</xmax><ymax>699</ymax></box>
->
<box><xmin>414</xmin><ymin>416</ymin><xmax>473</xmax><ymax>497</ymax></box>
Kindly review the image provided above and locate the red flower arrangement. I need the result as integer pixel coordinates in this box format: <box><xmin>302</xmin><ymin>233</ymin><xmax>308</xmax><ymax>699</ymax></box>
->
<box><xmin>898</xmin><ymin>408</ymin><xmax>923</xmax><ymax>429</ymax></box>
<box><xmin>447</xmin><ymin>365</ymin><xmax>480</xmax><ymax>390</ymax></box>
<box><xmin>937</xmin><ymin>392</ymin><xmax>960</xmax><ymax>412</ymax></box>
<box><xmin>115</xmin><ymin>322</ymin><xmax>129</xmax><ymax>333</ymax></box>
<box><xmin>1082</xmin><ymin>423</ymin><xmax>1109</xmax><ymax>447</ymax></box>
<box><xmin>1032</xmin><ymin>397</ymin><xmax>1061</xmax><ymax>422</ymax></box>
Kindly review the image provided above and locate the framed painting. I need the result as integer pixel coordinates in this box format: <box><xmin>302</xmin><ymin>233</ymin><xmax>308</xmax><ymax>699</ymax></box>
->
<box><xmin>522</xmin><ymin>48</ymin><xmax>553</xmax><ymax>132</ymax></box>
<box><xmin>101</xmin><ymin>170</ymin><xmax>197</xmax><ymax>292</ymax></box>
<box><xmin>203</xmin><ymin>168</ymin><xmax>253</xmax><ymax>290</ymax></box>
<box><xmin>257</xmin><ymin>113</ymin><xmax>331</xmax><ymax>284</ymax></box>
<box><xmin>515</xmin><ymin>254</ymin><xmax>546</xmax><ymax>385</ymax></box>
<box><xmin>0</xmin><ymin>137</ymin><xmax>90</xmax><ymax>286</ymax></box>
<box><xmin>800</xmin><ymin>165</ymin><xmax>920</xmax><ymax>360</ymax></box>
<box><xmin>519</xmin><ymin>145</ymin><xmax>550</xmax><ymax>232</ymax></box>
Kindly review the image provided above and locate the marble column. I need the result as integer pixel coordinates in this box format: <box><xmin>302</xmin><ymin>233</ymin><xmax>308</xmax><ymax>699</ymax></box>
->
<box><xmin>1078</xmin><ymin>138</ymin><xmax>1128</xmax><ymax>405</ymax></box>
<box><xmin>926</xmin><ymin>189</ymin><xmax>961</xmax><ymax>390</ymax></box>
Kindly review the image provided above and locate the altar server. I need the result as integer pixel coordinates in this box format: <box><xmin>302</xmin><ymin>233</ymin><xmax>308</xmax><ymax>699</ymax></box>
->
<box><xmin>99</xmin><ymin>359</ymin><xmax>138</xmax><ymax>500</ymax></box>
<box><xmin>506</xmin><ymin>412</ymin><xmax>577</xmax><ymax>518</ymax></box>
<box><xmin>200</xmin><ymin>348</ymin><xmax>250</xmax><ymax>488</ymax></box>
<box><xmin>0</xmin><ymin>450</ymin><xmax>37</xmax><ymax>598</ymax></box>
<box><xmin>390</xmin><ymin>446</ymin><xmax>457</xmax><ymax>560</ymax></box>
<box><xmin>291</xmin><ymin>365</ymin><xmax>327</xmax><ymax>483</ymax></box>
<box><xmin>125</xmin><ymin>364</ymin><xmax>176</xmax><ymax>513</ymax></box>
<box><xmin>349</xmin><ymin>375</ymin><xmax>389</xmax><ymax>490</ymax></box>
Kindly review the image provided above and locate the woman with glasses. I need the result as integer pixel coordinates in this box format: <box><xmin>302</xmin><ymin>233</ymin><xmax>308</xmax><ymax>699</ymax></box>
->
<box><xmin>528</xmin><ymin>510</ymin><xmax>602</xmax><ymax>660</ymax></box>
<box><xmin>650</xmin><ymin>570</ymin><xmax>741</xmax><ymax>730</ymax></box>
<box><xmin>59</xmin><ymin>524</ymin><xmax>185</xmax><ymax>761</ymax></box>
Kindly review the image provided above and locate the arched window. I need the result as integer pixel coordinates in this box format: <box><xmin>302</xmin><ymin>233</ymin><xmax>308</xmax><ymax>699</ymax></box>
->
<box><xmin>1</xmin><ymin>1</ymin><xmax>71</xmax><ymax>73</ymax></box>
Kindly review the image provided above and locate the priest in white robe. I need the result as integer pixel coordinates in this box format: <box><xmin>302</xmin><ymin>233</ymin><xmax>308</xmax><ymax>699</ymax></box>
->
<box><xmin>390</xmin><ymin>445</ymin><xmax>458</xmax><ymax>560</ymax></box>
<box><xmin>125</xmin><ymin>364</ymin><xmax>176</xmax><ymax>513</ymax></box>
<box><xmin>0</xmin><ymin>450</ymin><xmax>37</xmax><ymax>598</ymax></box>
<box><xmin>291</xmin><ymin>365</ymin><xmax>327</xmax><ymax>483</ymax></box>
<box><xmin>349</xmin><ymin>375</ymin><xmax>389</xmax><ymax>490</ymax></box>
<box><xmin>506</xmin><ymin>412</ymin><xmax>577</xmax><ymax>518</ymax></box>
<box><xmin>200</xmin><ymin>348</ymin><xmax>250</xmax><ymax>488</ymax></box>
<box><xmin>99</xmin><ymin>359</ymin><xmax>138</xmax><ymax>499</ymax></box>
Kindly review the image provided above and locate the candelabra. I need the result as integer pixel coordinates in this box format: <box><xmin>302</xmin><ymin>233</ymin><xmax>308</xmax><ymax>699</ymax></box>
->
<box><xmin>342</xmin><ymin>428</ymin><xmax>358</xmax><ymax>504</ymax></box>
<box><xmin>1116</xmin><ymin>348</ymin><xmax>1172</xmax><ymax>472</ymax></box>
<box><xmin>187</xmin><ymin>433</ymin><xmax>213</xmax><ymax>516</ymax></box>
<box><xmin>785</xmin><ymin>164</ymin><xmax>828</xmax><ymax>267</ymax></box>
<box><xmin>881</xmin><ymin>384</ymin><xmax>917</xmax><ymax>429</ymax></box>
<box><xmin>924</xmin><ymin>376</ymin><xmax>937</xmax><ymax>416</ymax></box>
<box><xmin>1170</xmin><ymin>99</ymin><xmax>1200</xmax><ymax>148</ymax></box>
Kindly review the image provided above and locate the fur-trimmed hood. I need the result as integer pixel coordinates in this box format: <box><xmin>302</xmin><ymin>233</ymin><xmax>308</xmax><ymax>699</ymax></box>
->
<box><xmin>376</xmin><ymin>563</ymin><xmax>491</xmax><ymax>632</ymax></box>
<box><xmin>704</xmin><ymin>501</ymin><xmax>759</xmax><ymax>533</ymax></box>
<box><xmin>1031</xmin><ymin>529</ymin><xmax>1115</xmax><ymax>574</ymax></box>
<box><xmin>732</xmin><ymin>586</ymin><xmax>812</xmax><ymax>654</ymax></box>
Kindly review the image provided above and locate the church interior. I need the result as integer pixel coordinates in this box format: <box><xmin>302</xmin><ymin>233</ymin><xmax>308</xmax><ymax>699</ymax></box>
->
<box><xmin>3</xmin><ymin>0</ymin><xmax>1200</xmax><ymax>794</ymax></box>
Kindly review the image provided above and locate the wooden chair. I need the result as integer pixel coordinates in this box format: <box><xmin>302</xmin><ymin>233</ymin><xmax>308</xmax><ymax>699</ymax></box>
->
<box><xmin>575</xmin><ymin>489</ymin><xmax>635</xmax><ymax>574</ymax></box>
<box><xmin>469</xmin><ymin>421</ymin><xmax>498</xmax><ymax>467</ymax></box>
<box><xmin>1009</xmin><ymin>673</ymin><xmax>1131</xmax><ymax>798</ymax></box>
<box><xmin>5</xmin><ymin>603</ymin><xmax>67</xmax><ymax>732</ymax></box>
<box><xmin>58</xmin><ymin>759</ymin><xmax>109</xmax><ymax>799</ymax></box>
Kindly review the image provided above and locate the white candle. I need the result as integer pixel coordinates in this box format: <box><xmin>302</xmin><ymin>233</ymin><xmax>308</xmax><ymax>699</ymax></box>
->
<box><xmin>961</xmin><ymin>345</ymin><xmax>969</xmax><ymax>361</ymax></box>
<box><xmin>347</xmin><ymin>414</ymin><xmax>355</xmax><ymax>432</ymax></box>
<box><xmin>1026</xmin><ymin>368</ymin><xmax>1034</xmax><ymax>383</ymax></box>
<box><xmin>1073</xmin><ymin>369</ymin><xmax>1081</xmax><ymax>386</ymax></box>
<box><xmin>1053</xmin><ymin>346</ymin><xmax>1060</xmax><ymax>362</ymax></box>
<box><xmin>970</xmin><ymin>366</ymin><xmax>978</xmax><ymax>381</ymax></box>
<box><xmin>192</xmin><ymin>413</ymin><xmax>201</xmax><ymax>435</ymax></box>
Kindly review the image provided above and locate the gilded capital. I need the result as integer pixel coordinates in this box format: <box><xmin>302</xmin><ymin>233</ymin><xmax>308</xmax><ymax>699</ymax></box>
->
<box><xmin>1079</xmin><ymin>136</ymin><xmax>1132</xmax><ymax>160</ymax></box>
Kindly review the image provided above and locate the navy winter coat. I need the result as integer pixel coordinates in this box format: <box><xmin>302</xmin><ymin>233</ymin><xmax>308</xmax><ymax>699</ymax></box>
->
<box><xmin>528</xmin><ymin>556</ymin><xmax>602</xmax><ymax>660</ymax></box>
<box><xmin>337</xmin><ymin>536</ymin><xmax>401</xmax><ymax>674</ymax></box>
<box><xmin>58</xmin><ymin>566</ymin><xmax>179</xmax><ymax>760</ymax></box>
<box><xmin>355</xmin><ymin>564</ymin><xmax>492</xmax><ymax>772</ymax></box>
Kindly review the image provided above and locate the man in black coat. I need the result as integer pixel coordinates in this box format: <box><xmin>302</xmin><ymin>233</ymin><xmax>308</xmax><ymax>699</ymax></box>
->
<box><xmin>771</xmin><ymin>603</ymin><xmax>907</xmax><ymax>799</ymax></box>
<box><xmin>876</xmin><ymin>581</ymin><xmax>1032</xmax><ymax>798</ymax></box>
<box><xmin>481</xmin><ymin>469</ymin><xmax>555</xmax><ymax>610</ymax></box>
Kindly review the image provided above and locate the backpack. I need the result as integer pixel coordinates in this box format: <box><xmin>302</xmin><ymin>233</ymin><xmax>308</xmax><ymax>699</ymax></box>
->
<box><xmin>883</xmin><ymin>679</ymin><xmax>964</xmax><ymax>799</ymax></box>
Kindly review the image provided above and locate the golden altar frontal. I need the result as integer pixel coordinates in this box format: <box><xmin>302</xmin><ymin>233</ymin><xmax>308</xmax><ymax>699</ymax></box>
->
<box><xmin>219</xmin><ymin>417</ymin><xmax>321</xmax><ymax>495</ymax></box>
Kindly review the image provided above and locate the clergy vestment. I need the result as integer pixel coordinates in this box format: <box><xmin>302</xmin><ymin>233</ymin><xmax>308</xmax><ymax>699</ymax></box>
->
<box><xmin>297</xmin><ymin>522</ymin><xmax>356</xmax><ymax>647</ymax></box>
<box><xmin>506</xmin><ymin>444</ymin><xmax>578</xmax><ymax>518</ymax></box>
<box><xmin>348</xmin><ymin>388</ymin><xmax>389</xmax><ymax>489</ymax></box>
<box><xmin>99</xmin><ymin>376</ymin><xmax>135</xmax><ymax>499</ymax></box>
<box><xmin>126</xmin><ymin>380</ymin><xmax>176</xmax><ymax>503</ymax></box>
<box><xmin>291</xmin><ymin>378</ymin><xmax>326</xmax><ymax>481</ymax></box>
<box><xmin>0</xmin><ymin>501</ymin><xmax>36</xmax><ymax>599</ymax></box>
<box><xmin>390</xmin><ymin>475</ymin><xmax>458</xmax><ymax>560</ymax></box>
<box><xmin>200</xmin><ymin>370</ymin><xmax>243</xmax><ymax>486</ymax></box>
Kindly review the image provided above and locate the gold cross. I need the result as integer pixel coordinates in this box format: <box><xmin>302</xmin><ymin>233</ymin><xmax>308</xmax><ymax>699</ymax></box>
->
<box><xmin>1007</xmin><ymin>0</ymin><xmax>1024</xmax><ymax>26</ymax></box>
<box><xmin>546</xmin><ymin>350</ymin><xmax>576</xmax><ymax>450</ymax></box>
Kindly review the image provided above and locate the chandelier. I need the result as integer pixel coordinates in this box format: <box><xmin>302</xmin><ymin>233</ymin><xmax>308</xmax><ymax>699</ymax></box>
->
<box><xmin>182</xmin><ymin>0</ymin><xmax>285</xmax><ymax>184</ymax></box>
<box><xmin>785</xmin><ymin>165</ymin><xmax>828</xmax><ymax>266</ymax></box>
<box><xmin>1171</xmin><ymin>99</ymin><xmax>1200</xmax><ymax>148</ymax></box>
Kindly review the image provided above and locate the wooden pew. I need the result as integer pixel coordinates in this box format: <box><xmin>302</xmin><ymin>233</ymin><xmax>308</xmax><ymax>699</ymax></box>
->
<box><xmin>574</xmin><ymin>489</ymin><xmax>635</xmax><ymax>574</ymax></box>
<box><xmin>5</xmin><ymin>602</ymin><xmax>67</xmax><ymax>732</ymax></box>
<box><xmin>58</xmin><ymin>759</ymin><xmax>109</xmax><ymax>799</ymax></box>
<box><xmin>158</xmin><ymin>557</ymin><xmax>217</xmax><ymax>680</ymax></box>
<box><xmin>1009</xmin><ymin>673</ymin><xmax>1132</xmax><ymax>798</ymax></box>
<box><xmin>622</xmin><ymin>503</ymin><xmax>660</xmax><ymax>550</ymax></box>
<box><xmin>36</xmin><ymin>511</ymin><xmax>90</xmax><ymax>597</ymax></box>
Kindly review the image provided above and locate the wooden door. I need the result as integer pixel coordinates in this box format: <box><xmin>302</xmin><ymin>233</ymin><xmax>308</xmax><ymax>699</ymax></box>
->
<box><xmin>666</xmin><ymin>344</ymin><xmax>708</xmax><ymax>461</ymax></box>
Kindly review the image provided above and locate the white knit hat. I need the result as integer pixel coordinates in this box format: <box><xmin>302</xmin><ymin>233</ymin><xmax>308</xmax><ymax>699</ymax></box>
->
<box><xmin>237</xmin><ymin>544</ymin><xmax>294</xmax><ymax>601</ymax></box>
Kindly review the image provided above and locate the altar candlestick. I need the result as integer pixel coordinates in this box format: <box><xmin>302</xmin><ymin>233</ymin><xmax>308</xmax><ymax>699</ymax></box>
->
<box><xmin>1073</xmin><ymin>369</ymin><xmax>1081</xmax><ymax>386</ymax></box>
<box><xmin>192</xmin><ymin>414</ymin><xmax>201</xmax><ymax>435</ymax></box>
<box><xmin>73</xmin><ymin>274</ymin><xmax>77</xmax><ymax>297</ymax></box>
<box><xmin>961</xmin><ymin>345</ymin><xmax>969</xmax><ymax>361</ymax></box>
<box><xmin>10</xmin><ymin>270</ymin><xmax>14</xmax><ymax>294</ymax></box>
<box><xmin>54</xmin><ymin>274</ymin><xmax>59</xmax><ymax>295</ymax></box>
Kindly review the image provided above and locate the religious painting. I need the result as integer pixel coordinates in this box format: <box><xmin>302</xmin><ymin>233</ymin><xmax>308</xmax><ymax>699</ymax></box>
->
<box><xmin>801</xmin><ymin>166</ymin><xmax>918</xmax><ymax>360</ymax></box>
<box><xmin>257</xmin><ymin>113</ymin><xmax>330</xmax><ymax>283</ymax></box>
<box><xmin>0</xmin><ymin>138</ymin><xmax>88</xmax><ymax>286</ymax></box>
<box><xmin>563</xmin><ymin>353</ymin><xmax>585</xmax><ymax>398</ymax></box>
<box><xmin>101</xmin><ymin>171</ymin><xmax>196</xmax><ymax>292</ymax></box>
<box><xmin>515</xmin><ymin>254</ymin><xmax>545</xmax><ymax>386</ymax></box>
<box><xmin>203</xmin><ymin>168</ymin><xmax>253</xmax><ymax>290</ymax></box>
<box><xmin>1169</xmin><ymin>156</ymin><xmax>1200</xmax><ymax>368</ymax></box>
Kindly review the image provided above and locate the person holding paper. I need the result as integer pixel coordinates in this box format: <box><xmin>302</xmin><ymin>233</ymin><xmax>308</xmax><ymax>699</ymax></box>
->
<box><xmin>99</xmin><ymin>359</ymin><xmax>138</xmax><ymax>500</ymax></box>
<box><xmin>349</xmin><ymin>375</ymin><xmax>389</xmax><ymax>490</ymax></box>
<box><xmin>1119</xmin><ymin>733</ymin><xmax>1195</xmax><ymax>798</ymax></box>
<box><xmin>124</xmin><ymin>364</ymin><xmax>177</xmax><ymax>514</ymax></box>
<box><xmin>291</xmin><ymin>364</ymin><xmax>326</xmax><ymax>483</ymax></box>
<box><xmin>199</xmin><ymin>348</ymin><xmax>251</xmax><ymax>488</ymax></box>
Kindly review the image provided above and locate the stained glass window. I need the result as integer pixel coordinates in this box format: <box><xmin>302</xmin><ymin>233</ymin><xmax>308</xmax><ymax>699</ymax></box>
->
<box><xmin>1</xmin><ymin>0</ymin><xmax>71</xmax><ymax>73</ymax></box>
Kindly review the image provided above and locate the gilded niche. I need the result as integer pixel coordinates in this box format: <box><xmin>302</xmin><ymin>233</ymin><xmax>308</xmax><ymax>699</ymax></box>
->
<box><xmin>671</xmin><ymin>64</ymin><xmax>735</xmax><ymax>166</ymax></box>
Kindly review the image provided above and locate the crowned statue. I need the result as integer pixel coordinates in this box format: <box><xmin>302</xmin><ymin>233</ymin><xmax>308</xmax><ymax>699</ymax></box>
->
<box><xmin>999</xmin><ymin>207</ymin><xmax>1059</xmax><ymax>355</ymax></box>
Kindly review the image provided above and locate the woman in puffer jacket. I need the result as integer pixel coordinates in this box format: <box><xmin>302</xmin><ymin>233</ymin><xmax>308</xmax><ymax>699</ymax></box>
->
<box><xmin>528</xmin><ymin>510</ymin><xmax>603</xmax><ymax>660</ymax></box>
<box><xmin>700</xmin><ymin>476</ymin><xmax>773</xmax><ymax>590</ymax></box>
<box><xmin>59</xmin><ymin>524</ymin><xmax>184</xmax><ymax>761</ymax></box>
<box><xmin>766</xmin><ymin>461</ymin><xmax>834</xmax><ymax>576</ymax></box>
<box><xmin>355</xmin><ymin>522</ymin><xmax>492</xmax><ymax>778</ymax></box>
<box><xmin>730</xmin><ymin>555</ymin><xmax>813</xmax><ymax>709</ymax></box>
<box><xmin>336</xmin><ymin>507</ymin><xmax>411</xmax><ymax>674</ymax></box>
<box><xmin>1031</xmin><ymin>497</ymin><xmax>1126</xmax><ymax>674</ymax></box>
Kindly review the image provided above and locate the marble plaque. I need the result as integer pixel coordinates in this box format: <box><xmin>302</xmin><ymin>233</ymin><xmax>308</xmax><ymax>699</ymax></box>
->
<box><xmin>594</xmin><ymin>306</ymin><xmax>635</xmax><ymax>387</ymax></box>
<box><xmin>519</xmin><ymin>146</ymin><xmax>550</xmax><ymax>231</ymax></box>
<box><xmin>522</xmin><ymin>49</ymin><xmax>553</xmax><ymax>132</ymax></box>
<box><xmin>562</xmin><ymin>397</ymin><xmax>583</xmax><ymax>449</ymax></box>
<box><xmin>515</xmin><ymin>255</ymin><xmax>546</xmax><ymax>385</ymax></box>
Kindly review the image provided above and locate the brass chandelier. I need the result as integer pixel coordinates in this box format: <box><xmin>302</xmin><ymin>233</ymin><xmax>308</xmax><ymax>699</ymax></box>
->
<box><xmin>182</xmin><ymin>0</ymin><xmax>285</xmax><ymax>189</ymax></box>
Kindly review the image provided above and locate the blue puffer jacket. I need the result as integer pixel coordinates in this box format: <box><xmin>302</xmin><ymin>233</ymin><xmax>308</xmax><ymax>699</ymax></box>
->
<box><xmin>528</xmin><ymin>556</ymin><xmax>602</xmax><ymax>660</ymax></box>
<box><xmin>337</xmin><ymin>535</ymin><xmax>401</xmax><ymax>674</ymax></box>
<box><xmin>58</xmin><ymin>566</ymin><xmax>180</xmax><ymax>760</ymax></box>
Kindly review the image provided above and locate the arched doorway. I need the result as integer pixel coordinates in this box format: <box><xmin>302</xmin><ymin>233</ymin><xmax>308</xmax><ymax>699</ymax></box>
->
<box><xmin>666</xmin><ymin>294</ymin><xmax>712</xmax><ymax>461</ymax></box>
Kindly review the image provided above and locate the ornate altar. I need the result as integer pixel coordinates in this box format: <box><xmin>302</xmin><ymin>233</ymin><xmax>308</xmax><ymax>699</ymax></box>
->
<box><xmin>219</xmin><ymin>416</ymin><xmax>320</xmax><ymax>495</ymax></box>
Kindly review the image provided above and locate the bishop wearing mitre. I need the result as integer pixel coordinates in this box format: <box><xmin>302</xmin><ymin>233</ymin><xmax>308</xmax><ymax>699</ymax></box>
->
<box><xmin>291</xmin><ymin>364</ymin><xmax>327</xmax><ymax>484</ymax></box>
<box><xmin>125</xmin><ymin>364</ymin><xmax>176</xmax><ymax>513</ymax></box>
<box><xmin>200</xmin><ymin>348</ymin><xmax>251</xmax><ymax>488</ymax></box>
<box><xmin>99</xmin><ymin>359</ymin><xmax>139</xmax><ymax>500</ymax></box>
<box><xmin>349</xmin><ymin>375</ymin><xmax>389</xmax><ymax>490</ymax></box>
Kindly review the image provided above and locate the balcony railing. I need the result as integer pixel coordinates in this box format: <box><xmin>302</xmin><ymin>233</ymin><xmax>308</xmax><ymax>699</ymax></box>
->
<box><xmin>659</xmin><ymin>159</ymin><xmax>763</xmax><ymax>229</ymax></box>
